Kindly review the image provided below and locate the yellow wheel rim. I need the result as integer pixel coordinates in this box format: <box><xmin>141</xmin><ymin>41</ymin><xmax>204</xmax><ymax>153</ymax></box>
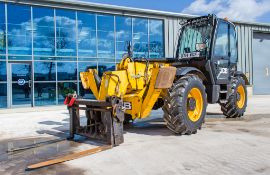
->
<box><xmin>237</xmin><ymin>85</ymin><xmax>246</xmax><ymax>109</ymax></box>
<box><xmin>187</xmin><ymin>88</ymin><xmax>203</xmax><ymax>122</ymax></box>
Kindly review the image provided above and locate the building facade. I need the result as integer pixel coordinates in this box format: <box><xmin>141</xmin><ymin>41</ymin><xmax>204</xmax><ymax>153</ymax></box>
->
<box><xmin>0</xmin><ymin>0</ymin><xmax>270</xmax><ymax>108</ymax></box>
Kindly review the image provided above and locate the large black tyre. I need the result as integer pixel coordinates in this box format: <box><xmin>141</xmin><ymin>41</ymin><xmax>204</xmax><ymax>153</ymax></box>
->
<box><xmin>220</xmin><ymin>76</ymin><xmax>247</xmax><ymax>118</ymax></box>
<box><xmin>162</xmin><ymin>74</ymin><xmax>207</xmax><ymax>135</ymax></box>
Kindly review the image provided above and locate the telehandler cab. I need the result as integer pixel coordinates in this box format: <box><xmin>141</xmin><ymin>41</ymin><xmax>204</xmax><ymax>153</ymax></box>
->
<box><xmin>65</xmin><ymin>14</ymin><xmax>248</xmax><ymax>146</ymax></box>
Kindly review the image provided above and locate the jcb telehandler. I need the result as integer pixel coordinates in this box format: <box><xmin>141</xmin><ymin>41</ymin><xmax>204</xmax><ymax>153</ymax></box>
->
<box><xmin>65</xmin><ymin>14</ymin><xmax>248</xmax><ymax>146</ymax></box>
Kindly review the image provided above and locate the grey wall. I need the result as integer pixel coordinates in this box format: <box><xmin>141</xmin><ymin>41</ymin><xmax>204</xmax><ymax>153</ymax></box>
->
<box><xmin>236</xmin><ymin>24</ymin><xmax>270</xmax><ymax>85</ymax></box>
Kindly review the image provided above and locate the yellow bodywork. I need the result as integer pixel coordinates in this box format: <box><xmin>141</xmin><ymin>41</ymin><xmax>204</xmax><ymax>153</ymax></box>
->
<box><xmin>80</xmin><ymin>57</ymin><xmax>176</xmax><ymax>119</ymax></box>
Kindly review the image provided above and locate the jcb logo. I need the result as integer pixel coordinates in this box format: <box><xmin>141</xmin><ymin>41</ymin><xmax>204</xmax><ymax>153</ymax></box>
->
<box><xmin>123</xmin><ymin>102</ymin><xmax>132</xmax><ymax>110</ymax></box>
<box><xmin>220</xmin><ymin>68</ymin><xmax>228</xmax><ymax>74</ymax></box>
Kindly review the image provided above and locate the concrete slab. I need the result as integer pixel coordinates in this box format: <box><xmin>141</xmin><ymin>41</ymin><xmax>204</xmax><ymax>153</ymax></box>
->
<box><xmin>0</xmin><ymin>95</ymin><xmax>270</xmax><ymax>175</ymax></box>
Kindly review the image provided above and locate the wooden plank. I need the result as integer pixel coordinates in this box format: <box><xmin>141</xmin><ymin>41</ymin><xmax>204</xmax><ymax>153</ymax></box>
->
<box><xmin>26</xmin><ymin>145</ymin><xmax>112</xmax><ymax>171</ymax></box>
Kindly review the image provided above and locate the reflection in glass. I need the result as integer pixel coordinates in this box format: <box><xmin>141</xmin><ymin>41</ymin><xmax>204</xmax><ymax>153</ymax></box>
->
<box><xmin>7</xmin><ymin>4</ymin><xmax>32</xmax><ymax>55</ymax></box>
<box><xmin>79</xmin><ymin>82</ymin><xmax>94</xmax><ymax>99</ymax></box>
<box><xmin>56</xmin><ymin>57</ymin><xmax>76</xmax><ymax>61</ymax></box>
<box><xmin>97</xmin><ymin>15</ymin><xmax>115</xmax><ymax>61</ymax></box>
<box><xmin>33</xmin><ymin>7</ymin><xmax>55</xmax><ymax>56</ymax></box>
<box><xmin>34</xmin><ymin>62</ymin><xmax>56</xmax><ymax>81</ymax></box>
<box><xmin>12</xmin><ymin>63</ymin><xmax>31</xmax><ymax>81</ymax></box>
<box><xmin>0</xmin><ymin>3</ymin><xmax>6</xmax><ymax>55</ymax></box>
<box><xmin>77</xmin><ymin>12</ymin><xmax>97</xmax><ymax>57</ymax></box>
<box><xmin>57</xmin><ymin>62</ymin><xmax>77</xmax><ymax>81</ymax></box>
<box><xmin>35</xmin><ymin>82</ymin><xmax>56</xmax><ymax>106</ymax></box>
<box><xmin>214</xmin><ymin>21</ymin><xmax>229</xmax><ymax>57</ymax></box>
<box><xmin>34</xmin><ymin>56</ymin><xmax>56</xmax><ymax>61</ymax></box>
<box><xmin>58</xmin><ymin>82</ymin><xmax>77</xmax><ymax>103</ymax></box>
<box><xmin>149</xmin><ymin>20</ymin><xmax>164</xmax><ymax>58</ymax></box>
<box><xmin>56</xmin><ymin>9</ymin><xmax>76</xmax><ymax>56</ymax></box>
<box><xmin>229</xmin><ymin>25</ymin><xmax>237</xmax><ymax>63</ymax></box>
<box><xmin>12</xmin><ymin>83</ymin><xmax>31</xmax><ymax>105</ymax></box>
<box><xmin>78</xmin><ymin>62</ymin><xmax>96</xmax><ymax>96</ymax></box>
<box><xmin>133</xmin><ymin>18</ymin><xmax>148</xmax><ymax>58</ymax></box>
<box><xmin>0</xmin><ymin>83</ymin><xmax>7</xmax><ymax>108</ymax></box>
<box><xmin>116</xmin><ymin>16</ymin><xmax>132</xmax><ymax>62</ymax></box>
<box><xmin>98</xmin><ymin>62</ymin><xmax>115</xmax><ymax>77</ymax></box>
<box><xmin>78</xmin><ymin>61</ymin><xmax>97</xmax><ymax>79</ymax></box>
<box><xmin>11</xmin><ymin>63</ymin><xmax>31</xmax><ymax>106</ymax></box>
<box><xmin>8</xmin><ymin>56</ymin><xmax>32</xmax><ymax>60</ymax></box>
<box><xmin>0</xmin><ymin>61</ymin><xmax>6</xmax><ymax>81</ymax></box>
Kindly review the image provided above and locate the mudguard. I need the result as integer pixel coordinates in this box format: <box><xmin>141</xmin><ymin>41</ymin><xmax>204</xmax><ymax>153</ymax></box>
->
<box><xmin>176</xmin><ymin>67</ymin><xmax>206</xmax><ymax>80</ymax></box>
<box><xmin>234</xmin><ymin>71</ymin><xmax>250</xmax><ymax>85</ymax></box>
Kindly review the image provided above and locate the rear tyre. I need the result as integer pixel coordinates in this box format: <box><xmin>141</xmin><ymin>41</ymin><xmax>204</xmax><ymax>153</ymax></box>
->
<box><xmin>220</xmin><ymin>76</ymin><xmax>247</xmax><ymax>118</ymax></box>
<box><xmin>162</xmin><ymin>74</ymin><xmax>207</xmax><ymax>135</ymax></box>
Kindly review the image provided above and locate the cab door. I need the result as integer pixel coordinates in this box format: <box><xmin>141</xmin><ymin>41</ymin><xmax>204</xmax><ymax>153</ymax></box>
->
<box><xmin>212</xmin><ymin>20</ymin><xmax>230</xmax><ymax>84</ymax></box>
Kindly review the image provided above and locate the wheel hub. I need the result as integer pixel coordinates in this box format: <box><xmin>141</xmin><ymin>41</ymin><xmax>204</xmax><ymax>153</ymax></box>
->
<box><xmin>187</xmin><ymin>88</ymin><xmax>203</xmax><ymax>122</ymax></box>
<box><xmin>236</xmin><ymin>92</ymin><xmax>241</xmax><ymax>101</ymax></box>
<box><xmin>236</xmin><ymin>85</ymin><xmax>246</xmax><ymax>109</ymax></box>
<box><xmin>187</xmin><ymin>98</ymin><xmax>196</xmax><ymax>111</ymax></box>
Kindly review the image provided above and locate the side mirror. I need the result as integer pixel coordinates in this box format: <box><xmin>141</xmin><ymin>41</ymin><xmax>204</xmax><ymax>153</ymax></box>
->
<box><xmin>196</xmin><ymin>43</ymin><xmax>207</xmax><ymax>51</ymax></box>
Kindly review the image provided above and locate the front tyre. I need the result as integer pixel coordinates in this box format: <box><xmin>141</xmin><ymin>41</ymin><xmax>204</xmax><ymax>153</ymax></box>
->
<box><xmin>220</xmin><ymin>76</ymin><xmax>247</xmax><ymax>118</ymax></box>
<box><xmin>162</xmin><ymin>75</ymin><xmax>207</xmax><ymax>135</ymax></box>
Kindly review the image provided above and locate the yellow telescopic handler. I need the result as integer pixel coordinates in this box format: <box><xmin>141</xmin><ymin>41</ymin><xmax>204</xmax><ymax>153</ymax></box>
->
<box><xmin>64</xmin><ymin>14</ymin><xmax>249</xmax><ymax>146</ymax></box>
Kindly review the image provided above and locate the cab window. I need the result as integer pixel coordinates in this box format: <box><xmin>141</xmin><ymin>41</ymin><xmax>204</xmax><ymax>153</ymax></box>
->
<box><xmin>229</xmin><ymin>25</ymin><xmax>237</xmax><ymax>63</ymax></box>
<box><xmin>214</xmin><ymin>21</ymin><xmax>229</xmax><ymax>58</ymax></box>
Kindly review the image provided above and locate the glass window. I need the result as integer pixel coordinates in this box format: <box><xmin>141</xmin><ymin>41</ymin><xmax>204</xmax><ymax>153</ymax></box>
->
<box><xmin>178</xmin><ymin>24</ymin><xmax>211</xmax><ymax>57</ymax></box>
<box><xmin>56</xmin><ymin>9</ymin><xmax>76</xmax><ymax>56</ymax></box>
<box><xmin>34</xmin><ymin>62</ymin><xmax>56</xmax><ymax>81</ymax></box>
<box><xmin>97</xmin><ymin>15</ymin><xmax>115</xmax><ymax>62</ymax></box>
<box><xmin>57</xmin><ymin>62</ymin><xmax>77</xmax><ymax>81</ymax></box>
<box><xmin>11</xmin><ymin>63</ymin><xmax>31</xmax><ymax>81</ymax></box>
<box><xmin>98</xmin><ymin>62</ymin><xmax>115</xmax><ymax>77</ymax></box>
<box><xmin>229</xmin><ymin>25</ymin><xmax>237</xmax><ymax>63</ymax></box>
<box><xmin>0</xmin><ymin>83</ymin><xmax>7</xmax><ymax>108</ymax></box>
<box><xmin>35</xmin><ymin>82</ymin><xmax>56</xmax><ymax>106</ymax></box>
<box><xmin>58</xmin><ymin>82</ymin><xmax>77</xmax><ymax>103</ymax></box>
<box><xmin>214</xmin><ymin>21</ymin><xmax>229</xmax><ymax>58</ymax></box>
<box><xmin>149</xmin><ymin>20</ymin><xmax>164</xmax><ymax>58</ymax></box>
<box><xmin>115</xmin><ymin>16</ymin><xmax>132</xmax><ymax>62</ymax></box>
<box><xmin>0</xmin><ymin>56</ymin><xmax>5</xmax><ymax>60</ymax></box>
<box><xmin>77</xmin><ymin>12</ymin><xmax>97</xmax><ymax>58</ymax></box>
<box><xmin>78</xmin><ymin>62</ymin><xmax>97</xmax><ymax>96</ymax></box>
<box><xmin>8</xmin><ymin>56</ymin><xmax>31</xmax><ymax>60</ymax></box>
<box><xmin>7</xmin><ymin>4</ymin><xmax>32</xmax><ymax>55</ymax></box>
<box><xmin>78</xmin><ymin>61</ymin><xmax>97</xmax><ymax>78</ymax></box>
<box><xmin>0</xmin><ymin>61</ymin><xmax>6</xmax><ymax>81</ymax></box>
<box><xmin>0</xmin><ymin>3</ymin><xmax>6</xmax><ymax>55</ymax></box>
<box><xmin>79</xmin><ymin>83</ymin><xmax>95</xmax><ymax>99</ymax></box>
<box><xmin>33</xmin><ymin>7</ymin><xmax>55</xmax><ymax>56</ymax></box>
<box><xmin>133</xmin><ymin>18</ymin><xmax>148</xmax><ymax>58</ymax></box>
<box><xmin>55</xmin><ymin>57</ymin><xmax>76</xmax><ymax>61</ymax></box>
<box><xmin>34</xmin><ymin>56</ymin><xmax>56</xmax><ymax>61</ymax></box>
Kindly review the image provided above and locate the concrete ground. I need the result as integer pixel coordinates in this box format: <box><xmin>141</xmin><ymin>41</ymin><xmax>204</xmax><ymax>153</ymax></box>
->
<box><xmin>0</xmin><ymin>95</ymin><xmax>270</xmax><ymax>175</ymax></box>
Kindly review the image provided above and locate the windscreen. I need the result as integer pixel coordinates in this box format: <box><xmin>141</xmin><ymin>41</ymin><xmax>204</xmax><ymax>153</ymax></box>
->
<box><xmin>178</xmin><ymin>24</ymin><xmax>212</xmax><ymax>58</ymax></box>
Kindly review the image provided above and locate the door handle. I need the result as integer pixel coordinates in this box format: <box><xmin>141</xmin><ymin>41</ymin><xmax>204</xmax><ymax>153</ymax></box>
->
<box><xmin>29</xmin><ymin>80</ymin><xmax>32</xmax><ymax>88</ymax></box>
<box><xmin>266</xmin><ymin>68</ymin><xmax>269</xmax><ymax>77</ymax></box>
